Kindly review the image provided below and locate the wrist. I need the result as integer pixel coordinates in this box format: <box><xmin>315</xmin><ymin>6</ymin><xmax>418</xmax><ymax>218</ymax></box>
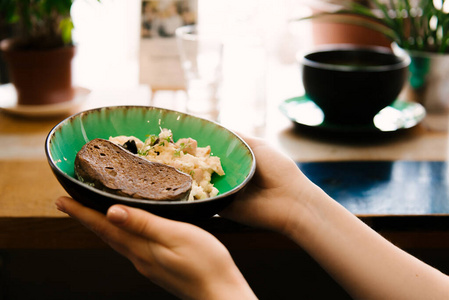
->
<box><xmin>280</xmin><ymin>181</ymin><xmax>332</xmax><ymax>245</ymax></box>
<box><xmin>200</xmin><ymin>266</ymin><xmax>257</xmax><ymax>300</ymax></box>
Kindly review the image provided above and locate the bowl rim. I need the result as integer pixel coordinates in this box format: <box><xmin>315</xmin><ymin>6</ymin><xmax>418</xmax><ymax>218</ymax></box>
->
<box><xmin>45</xmin><ymin>105</ymin><xmax>256</xmax><ymax>206</ymax></box>
<box><xmin>298</xmin><ymin>44</ymin><xmax>411</xmax><ymax>72</ymax></box>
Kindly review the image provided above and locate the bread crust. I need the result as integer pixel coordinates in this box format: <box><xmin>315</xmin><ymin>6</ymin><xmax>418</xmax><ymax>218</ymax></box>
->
<box><xmin>74</xmin><ymin>138</ymin><xmax>192</xmax><ymax>201</ymax></box>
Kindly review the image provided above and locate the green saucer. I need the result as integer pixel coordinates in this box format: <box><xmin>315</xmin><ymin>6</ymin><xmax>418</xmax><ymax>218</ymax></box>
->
<box><xmin>279</xmin><ymin>95</ymin><xmax>426</xmax><ymax>132</ymax></box>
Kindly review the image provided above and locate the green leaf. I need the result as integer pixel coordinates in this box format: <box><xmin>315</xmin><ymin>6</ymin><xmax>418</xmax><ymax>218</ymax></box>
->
<box><xmin>59</xmin><ymin>17</ymin><xmax>74</xmax><ymax>45</ymax></box>
<box><xmin>1</xmin><ymin>0</ymin><xmax>100</xmax><ymax>49</ymax></box>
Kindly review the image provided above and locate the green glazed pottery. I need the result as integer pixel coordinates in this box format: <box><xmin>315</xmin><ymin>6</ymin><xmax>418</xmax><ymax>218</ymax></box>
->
<box><xmin>45</xmin><ymin>106</ymin><xmax>256</xmax><ymax>221</ymax></box>
<box><xmin>279</xmin><ymin>95</ymin><xmax>425</xmax><ymax>133</ymax></box>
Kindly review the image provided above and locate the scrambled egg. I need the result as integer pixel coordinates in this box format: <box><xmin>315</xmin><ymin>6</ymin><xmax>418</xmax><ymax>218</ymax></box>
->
<box><xmin>109</xmin><ymin>129</ymin><xmax>225</xmax><ymax>201</ymax></box>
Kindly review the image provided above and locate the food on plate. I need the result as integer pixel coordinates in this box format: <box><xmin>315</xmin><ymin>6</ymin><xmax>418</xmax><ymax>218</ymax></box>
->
<box><xmin>109</xmin><ymin>128</ymin><xmax>225</xmax><ymax>201</ymax></box>
<box><xmin>74</xmin><ymin>138</ymin><xmax>193</xmax><ymax>201</ymax></box>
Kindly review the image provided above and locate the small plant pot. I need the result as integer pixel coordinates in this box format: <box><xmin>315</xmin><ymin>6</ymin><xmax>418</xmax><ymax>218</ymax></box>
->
<box><xmin>0</xmin><ymin>39</ymin><xmax>75</xmax><ymax>106</ymax></box>
<box><xmin>308</xmin><ymin>2</ymin><xmax>392</xmax><ymax>48</ymax></box>
<box><xmin>393</xmin><ymin>45</ymin><xmax>449</xmax><ymax>113</ymax></box>
<box><xmin>312</xmin><ymin>18</ymin><xmax>392</xmax><ymax>48</ymax></box>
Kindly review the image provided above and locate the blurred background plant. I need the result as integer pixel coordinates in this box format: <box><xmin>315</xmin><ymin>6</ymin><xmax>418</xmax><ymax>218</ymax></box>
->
<box><xmin>0</xmin><ymin>0</ymin><xmax>96</xmax><ymax>50</ymax></box>
<box><xmin>303</xmin><ymin>0</ymin><xmax>449</xmax><ymax>53</ymax></box>
<box><xmin>0</xmin><ymin>0</ymin><xmax>101</xmax><ymax>105</ymax></box>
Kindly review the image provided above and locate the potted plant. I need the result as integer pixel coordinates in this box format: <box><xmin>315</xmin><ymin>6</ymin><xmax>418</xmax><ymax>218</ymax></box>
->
<box><xmin>0</xmin><ymin>0</ymin><xmax>92</xmax><ymax>106</ymax></box>
<box><xmin>303</xmin><ymin>0</ymin><xmax>449</xmax><ymax>112</ymax></box>
<box><xmin>306</xmin><ymin>0</ymin><xmax>392</xmax><ymax>47</ymax></box>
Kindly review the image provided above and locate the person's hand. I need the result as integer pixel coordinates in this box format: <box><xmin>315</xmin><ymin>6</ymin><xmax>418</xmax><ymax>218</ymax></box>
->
<box><xmin>56</xmin><ymin>197</ymin><xmax>256</xmax><ymax>300</ymax></box>
<box><xmin>220</xmin><ymin>135</ymin><xmax>324</xmax><ymax>235</ymax></box>
<box><xmin>223</xmin><ymin>137</ymin><xmax>449</xmax><ymax>300</ymax></box>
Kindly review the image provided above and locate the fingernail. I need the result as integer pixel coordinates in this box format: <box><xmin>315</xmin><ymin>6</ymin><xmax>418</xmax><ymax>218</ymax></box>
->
<box><xmin>55</xmin><ymin>198</ymin><xmax>66</xmax><ymax>213</ymax></box>
<box><xmin>107</xmin><ymin>206</ymin><xmax>128</xmax><ymax>223</ymax></box>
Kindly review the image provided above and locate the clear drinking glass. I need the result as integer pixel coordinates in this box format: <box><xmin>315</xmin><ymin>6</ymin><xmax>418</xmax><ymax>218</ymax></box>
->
<box><xmin>176</xmin><ymin>25</ymin><xmax>223</xmax><ymax>121</ymax></box>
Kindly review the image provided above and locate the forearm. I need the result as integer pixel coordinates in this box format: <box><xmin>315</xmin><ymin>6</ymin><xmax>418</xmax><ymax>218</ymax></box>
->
<box><xmin>199</xmin><ymin>270</ymin><xmax>258</xmax><ymax>300</ymax></box>
<box><xmin>284</xmin><ymin>184</ymin><xmax>449</xmax><ymax>300</ymax></box>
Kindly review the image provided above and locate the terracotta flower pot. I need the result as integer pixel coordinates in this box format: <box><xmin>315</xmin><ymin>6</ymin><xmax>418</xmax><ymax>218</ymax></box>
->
<box><xmin>0</xmin><ymin>39</ymin><xmax>75</xmax><ymax>106</ymax></box>
<box><xmin>312</xmin><ymin>20</ymin><xmax>391</xmax><ymax>47</ymax></box>
<box><xmin>308</xmin><ymin>1</ymin><xmax>391</xmax><ymax>48</ymax></box>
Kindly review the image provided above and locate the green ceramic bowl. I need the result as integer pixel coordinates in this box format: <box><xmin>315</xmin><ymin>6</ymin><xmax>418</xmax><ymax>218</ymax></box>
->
<box><xmin>45</xmin><ymin>106</ymin><xmax>256</xmax><ymax>221</ymax></box>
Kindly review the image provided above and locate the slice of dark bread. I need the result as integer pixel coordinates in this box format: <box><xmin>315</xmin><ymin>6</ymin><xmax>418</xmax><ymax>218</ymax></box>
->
<box><xmin>74</xmin><ymin>138</ymin><xmax>192</xmax><ymax>201</ymax></box>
